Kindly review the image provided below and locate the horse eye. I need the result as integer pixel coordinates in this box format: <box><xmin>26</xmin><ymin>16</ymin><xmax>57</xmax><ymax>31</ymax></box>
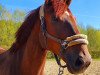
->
<box><xmin>52</xmin><ymin>17</ymin><xmax>58</xmax><ymax>22</ymax></box>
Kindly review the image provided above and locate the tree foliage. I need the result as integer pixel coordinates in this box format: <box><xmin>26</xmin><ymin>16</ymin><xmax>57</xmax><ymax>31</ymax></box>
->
<box><xmin>79</xmin><ymin>25</ymin><xmax>100</xmax><ymax>59</ymax></box>
<box><xmin>0</xmin><ymin>4</ymin><xmax>23</xmax><ymax>49</ymax></box>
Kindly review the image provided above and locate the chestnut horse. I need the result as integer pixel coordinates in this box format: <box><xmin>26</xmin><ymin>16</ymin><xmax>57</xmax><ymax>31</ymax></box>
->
<box><xmin>0</xmin><ymin>0</ymin><xmax>92</xmax><ymax>75</ymax></box>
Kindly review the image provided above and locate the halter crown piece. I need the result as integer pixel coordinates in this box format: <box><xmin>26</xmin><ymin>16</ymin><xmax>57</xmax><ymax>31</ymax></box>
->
<box><xmin>39</xmin><ymin>4</ymin><xmax>89</xmax><ymax>75</ymax></box>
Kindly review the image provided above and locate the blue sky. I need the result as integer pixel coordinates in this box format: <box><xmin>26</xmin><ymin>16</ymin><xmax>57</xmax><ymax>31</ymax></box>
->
<box><xmin>0</xmin><ymin>0</ymin><xmax>100</xmax><ymax>29</ymax></box>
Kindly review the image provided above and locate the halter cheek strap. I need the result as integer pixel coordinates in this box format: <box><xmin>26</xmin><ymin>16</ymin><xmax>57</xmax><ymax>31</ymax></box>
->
<box><xmin>39</xmin><ymin>5</ymin><xmax>89</xmax><ymax>69</ymax></box>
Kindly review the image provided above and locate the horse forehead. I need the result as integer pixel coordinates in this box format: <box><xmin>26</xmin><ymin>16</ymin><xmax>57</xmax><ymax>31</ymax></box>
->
<box><xmin>64</xmin><ymin>10</ymin><xmax>76</xmax><ymax>23</ymax></box>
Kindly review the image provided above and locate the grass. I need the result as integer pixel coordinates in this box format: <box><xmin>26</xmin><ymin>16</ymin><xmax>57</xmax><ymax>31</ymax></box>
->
<box><xmin>46</xmin><ymin>58</ymin><xmax>56</xmax><ymax>61</ymax></box>
<box><xmin>93</xmin><ymin>58</ymin><xmax>100</xmax><ymax>61</ymax></box>
<box><xmin>47</xmin><ymin>58</ymin><xmax>100</xmax><ymax>61</ymax></box>
<box><xmin>45</xmin><ymin>59</ymin><xmax>100</xmax><ymax>75</ymax></box>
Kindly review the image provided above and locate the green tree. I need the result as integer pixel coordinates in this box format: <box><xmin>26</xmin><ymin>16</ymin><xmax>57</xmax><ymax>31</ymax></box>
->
<box><xmin>12</xmin><ymin>9</ymin><xmax>26</xmax><ymax>22</ymax></box>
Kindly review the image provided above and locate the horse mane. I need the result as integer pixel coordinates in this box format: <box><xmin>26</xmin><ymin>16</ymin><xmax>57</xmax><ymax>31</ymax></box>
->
<box><xmin>9</xmin><ymin>7</ymin><xmax>40</xmax><ymax>53</ymax></box>
<box><xmin>46</xmin><ymin>0</ymin><xmax>68</xmax><ymax>17</ymax></box>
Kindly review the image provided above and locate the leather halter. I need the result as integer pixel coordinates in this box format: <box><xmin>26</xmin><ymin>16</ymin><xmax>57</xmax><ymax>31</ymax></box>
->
<box><xmin>39</xmin><ymin>5</ymin><xmax>88</xmax><ymax>68</ymax></box>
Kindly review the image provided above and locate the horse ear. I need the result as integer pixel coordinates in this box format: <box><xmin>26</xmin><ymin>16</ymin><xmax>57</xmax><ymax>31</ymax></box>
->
<box><xmin>66</xmin><ymin>0</ymin><xmax>72</xmax><ymax>6</ymax></box>
<box><xmin>45</xmin><ymin>0</ymin><xmax>52</xmax><ymax>6</ymax></box>
<box><xmin>45</xmin><ymin>0</ymin><xmax>49</xmax><ymax>3</ymax></box>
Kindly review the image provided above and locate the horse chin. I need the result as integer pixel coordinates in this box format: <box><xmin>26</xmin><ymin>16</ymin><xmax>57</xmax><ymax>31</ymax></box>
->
<box><xmin>66</xmin><ymin>63</ymin><xmax>86</xmax><ymax>74</ymax></box>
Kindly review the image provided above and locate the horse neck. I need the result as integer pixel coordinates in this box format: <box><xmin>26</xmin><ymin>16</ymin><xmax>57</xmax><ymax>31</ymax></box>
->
<box><xmin>21</xmin><ymin>20</ymin><xmax>47</xmax><ymax>75</ymax></box>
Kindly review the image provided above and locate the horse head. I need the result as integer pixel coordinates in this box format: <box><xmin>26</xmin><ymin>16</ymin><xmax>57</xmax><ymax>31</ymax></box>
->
<box><xmin>39</xmin><ymin>0</ymin><xmax>92</xmax><ymax>74</ymax></box>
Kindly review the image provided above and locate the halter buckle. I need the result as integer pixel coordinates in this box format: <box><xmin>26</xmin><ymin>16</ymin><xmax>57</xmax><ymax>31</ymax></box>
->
<box><xmin>61</xmin><ymin>40</ymin><xmax>69</xmax><ymax>50</ymax></box>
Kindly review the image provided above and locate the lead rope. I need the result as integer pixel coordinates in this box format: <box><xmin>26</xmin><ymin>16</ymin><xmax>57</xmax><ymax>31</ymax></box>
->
<box><xmin>58</xmin><ymin>66</ymin><xmax>64</xmax><ymax>75</ymax></box>
<box><xmin>54</xmin><ymin>54</ymin><xmax>64</xmax><ymax>75</ymax></box>
<box><xmin>54</xmin><ymin>53</ymin><xmax>67</xmax><ymax>75</ymax></box>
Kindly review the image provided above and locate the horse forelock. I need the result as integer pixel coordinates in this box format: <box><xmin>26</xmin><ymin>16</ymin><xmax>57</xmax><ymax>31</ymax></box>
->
<box><xmin>45</xmin><ymin>0</ymin><xmax>68</xmax><ymax>17</ymax></box>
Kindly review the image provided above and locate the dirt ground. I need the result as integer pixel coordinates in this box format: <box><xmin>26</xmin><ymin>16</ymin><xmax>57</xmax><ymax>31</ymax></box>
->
<box><xmin>44</xmin><ymin>60</ymin><xmax>100</xmax><ymax>75</ymax></box>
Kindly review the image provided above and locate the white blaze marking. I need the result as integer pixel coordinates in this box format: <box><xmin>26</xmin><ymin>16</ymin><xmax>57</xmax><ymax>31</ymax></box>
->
<box><xmin>65</xmin><ymin>11</ymin><xmax>70</xmax><ymax>16</ymax></box>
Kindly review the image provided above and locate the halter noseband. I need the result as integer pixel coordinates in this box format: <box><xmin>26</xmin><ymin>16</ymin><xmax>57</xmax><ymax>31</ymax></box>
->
<box><xmin>39</xmin><ymin>5</ymin><xmax>88</xmax><ymax>69</ymax></box>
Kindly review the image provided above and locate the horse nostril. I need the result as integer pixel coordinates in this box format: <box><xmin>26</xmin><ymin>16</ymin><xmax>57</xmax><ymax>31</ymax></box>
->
<box><xmin>85</xmin><ymin>62</ymin><xmax>90</xmax><ymax>68</ymax></box>
<box><xmin>75</xmin><ymin>57</ymin><xmax>84</xmax><ymax>68</ymax></box>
